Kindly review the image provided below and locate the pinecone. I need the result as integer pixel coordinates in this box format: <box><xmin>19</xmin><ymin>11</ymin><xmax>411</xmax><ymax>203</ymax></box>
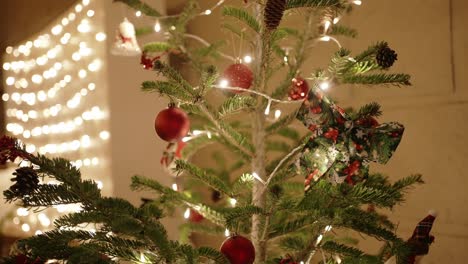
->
<box><xmin>9</xmin><ymin>167</ymin><xmax>39</xmax><ymax>195</ymax></box>
<box><xmin>264</xmin><ymin>0</ymin><xmax>286</xmax><ymax>31</ymax></box>
<box><xmin>376</xmin><ymin>43</ymin><xmax>398</xmax><ymax>69</ymax></box>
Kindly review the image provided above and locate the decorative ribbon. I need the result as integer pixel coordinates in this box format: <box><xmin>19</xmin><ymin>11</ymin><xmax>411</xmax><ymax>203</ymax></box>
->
<box><xmin>296</xmin><ymin>87</ymin><xmax>404</xmax><ymax>191</ymax></box>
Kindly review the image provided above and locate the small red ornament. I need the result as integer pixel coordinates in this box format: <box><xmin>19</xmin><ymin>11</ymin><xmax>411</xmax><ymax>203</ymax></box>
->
<box><xmin>140</xmin><ymin>53</ymin><xmax>163</xmax><ymax>70</ymax></box>
<box><xmin>356</xmin><ymin>117</ymin><xmax>379</xmax><ymax>128</ymax></box>
<box><xmin>155</xmin><ymin>106</ymin><xmax>190</xmax><ymax>142</ymax></box>
<box><xmin>220</xmin><ymin>235</ymin><xmax>255</xmax><ymax>264</ymax></box>
<box><xmin>189</xmin><ymin>209</ymin><xmax>204</xmax><ymax>223</ymax></box>
<box><xmin>222</xmin><ymin>63</ymin><xmax>253</xmax><ymax>92</ymax></box>
<box><xmin>324</xmin><ymin>127</ymin><xmax>339</xmax><ymax>142</ymax></box>
<box><xmin>288</xmin><ymin>77</ymin><xmax>309</xmax><ymax>100</ymax></box>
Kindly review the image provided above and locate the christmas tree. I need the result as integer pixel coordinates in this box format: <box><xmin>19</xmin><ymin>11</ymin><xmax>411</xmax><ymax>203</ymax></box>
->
<box><xmin>0</xmin><ymin>0</ymin><xmax>437</xmax><ymax>263</ymax></box>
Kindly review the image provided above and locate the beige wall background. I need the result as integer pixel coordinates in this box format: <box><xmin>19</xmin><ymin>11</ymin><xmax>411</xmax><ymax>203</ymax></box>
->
<box><xmin>0</xmin><ymin>0</ymin><xmax>467</xmax><ymax>263</ymax></box>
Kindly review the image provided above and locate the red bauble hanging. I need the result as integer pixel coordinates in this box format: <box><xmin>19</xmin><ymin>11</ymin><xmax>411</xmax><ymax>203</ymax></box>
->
<box><xmin>220</xmin><ymin>235</ymin><xmax>255</xmax><ymax>264</ymax></box>
<box><xmin>288</xmin><ymin>77</ymin><xmax>309</xmax><ymax>101</ymax></box>
<box><xmin>154</xmin><ymin>106</ymin><xmax>190</xmax><ymax>142</ymax></box>
<box><xmin>188</xmin><ymin>209</ymin><xmax>204</xmax><ymax>223</ymax></box>
<box><xmin>222</xmin><ymin>63</ymin><xmax>253</xmax><ymax>92</ymax></box>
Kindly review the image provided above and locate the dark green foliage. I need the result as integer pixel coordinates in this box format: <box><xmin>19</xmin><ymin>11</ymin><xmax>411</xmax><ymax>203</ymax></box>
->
<box><xmin>342</xmin><ymin>73</ymin><xmax>411</xmax><ymax>86</ymax></box>
<box><xmin>330</xmin><ymin>25</ymin><xmax>358</xmax><ymax>38</ymax></box>
<box><xmin>222</xmin><ymin>6</ymin><xmax>260</xmax><ymax>33</ymax></box>
<box><xmin>285</xmin><ymin>0</ymin><xmax>341</xmax><ymax>9</ymax></box>
<box><xmin>142</xmin><ymin>42</ymin><xmax>172</xmax><ymax>53</ymax></box>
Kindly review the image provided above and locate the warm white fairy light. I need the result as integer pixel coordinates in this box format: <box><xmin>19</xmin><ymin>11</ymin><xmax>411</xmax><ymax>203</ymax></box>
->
<box><xmin>87</xmin><ymin>10</ymin><xmax>95</xmax><ymax>17</ymax></box>
<box><xmin>333</xmin><ymin>17</ymin><xmax>340</xmax><ymax>24</ymax></box>
<box><xmin>324</xmin><ymin>20</ymin><xmax>331</xmax><ymax>32</ymax></box>
<box><xmin>229</xmin><ymin>198</ymin><xmax>237</xmax><ymax>207</ymax></box>
<box><xmin>135</xmin><ymin>10</ymin><xmax>142</xmax><ymax>17</ymax></box>
<box><xmin>99</xmin><ymin>130</ymin><xmax>110</xmax><ymax>140</ymax></box>
<box><xmin>95</xmin><ymin>32</ymin><xmax>106</xmax><ymax>41</ymax></box>
<box><xmin>204</xmin><ymin>9</ymin><xmax>212</xmax><ymax>15</ymax></box>
<box><xmin>154</xmin><ymin>21</ymin><xmax>161</xmax><ymax>32</ymax></box>
<box><xmin>171</xmin><ymin>183</ymin><xmax>178</xmax><ymax>191</ymax></box>
<box><xmin>35</xmin><ymin>230</ymin><xmax>43</xmax><ymax>235</ymax></box>
<box><xmin>21</xmin><ymin>223</ymin><xmax>31</xmax><ymax>232</ymax></box>
<box><xmin>224</xmin><ymin>229</ymin><xmax>230</xmax><ymax>237</ymax></box>
<box><xmin>243</xmin><ymin>55</ymin><xmax>252</xmax><ymax>64</ymax></box>
<box><xmin>17</xmin><ymin>207</ymin><xmax>29</xmax><ymax>216</ymax></box>
<box><xmin>319</xmin><ymin>81</ymin><xmax>330</xmax><ymax>90</ymax></box>
<box><xmin>219</xmin><ymin>79</ymin><xmax>229</xmax><ymax>88</ymax></box>
<box><xmin>274</xmin><ymin>109</ymin><xmax>282</xmax><ymax>119</ymax></box>
<box><xmin>183</xmin><ymin>208</ymin><xmax>191</xmax><ymax>219</ymax></box>
<box><xmin>353</xmin><ymin>0</ymin><xmax>362</xmax><ymax>5</ymax></box>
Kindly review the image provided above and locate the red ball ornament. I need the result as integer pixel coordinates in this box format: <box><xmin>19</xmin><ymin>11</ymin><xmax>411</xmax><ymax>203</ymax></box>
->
<box><xmin>288</xmin><ymin>77</ymin><xmax>309</xmax><ymax>100</ymax></box>
<box><xmin>154</xmin><ymin>106</ymin><xmax>190</xmax><ymax>142</ymax></box>
<box><xmin>220</xmin><ymin>235</ymin><xmax>255</xmax><ymax>264</ymax></box>
<box><xmin>188</xmin><ymin>209</ymin><xmax>204</xmax><ymax>223</ymax></box>
<box><xmin>222</xmin><ymin>63</ymin><xmax>253</xmax><ymax>92</ymax></box>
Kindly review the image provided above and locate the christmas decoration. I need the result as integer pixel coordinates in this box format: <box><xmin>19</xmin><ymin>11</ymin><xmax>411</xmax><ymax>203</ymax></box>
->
<box><xmin>8</xmin><ymin>167</ymin><xmax>39</xmax><ymax>196</ymax></box>
<box><xmin>154</xmin><ymin>106</ymin><xmax>190</xmax><ymax>142</ymax></box>
<box><xmin>188</xmin><ymin>209</ymin><xmax>204</xmax><ymax>223</ymax></box>
<box><xmin>211</xmin><ymin>189</ymin><xmax>223</xmax><ymax>203</ymax></box>
<box><xmin>140</xmin><ymin>53</ymin><xmax>158</xmax><ymax>70</ymax></box>
<box><xmin>384</xmin><ymin>211</ymin><xmax>437</xmax><ymax>264</ymax></box>
<box><xmin>407</xmin><ymin>211</ymin><xmax>437</xmax><ymax>263</ymax></box>
<box><xmin>288</xmin><ymin>77</ymin><xmax>309</xmax><ymax>101</ymax></box>
<box><xmin>111</xmin><ymin>18</ymin><xmax>141</xmax><ymax>56</ymax></box>
<box><xmin>297</xmin><ymin>87</ymin><xmax>404</xmax><ymax>189</ymax></box>
<box><xmin>14</xmin><ymin>254</ymin><xmax>43</xmax><ymax>264</ymax></box>
<box><xmin>376</xmin><ymin>43</ymin><xmax>398</xmax><ymax>69</ymax></box>
<box><xmin>222</xmin><ymin>63</ymin><xmax>253</xmax><ymax>91</ymax></box>
<box><xmin>220</xmin><ymin>235</ymin><xmax>255</xmax><ymax>264</ymax></box>
<box><xmin>1</xmin><ymin>0</ymin><xmax>431</xmax><ymax>263</ymax></box>
<box><xmin>264</xmin><ymin>0</ymin><xmax>286</xmax><ymax>31</ymax></box>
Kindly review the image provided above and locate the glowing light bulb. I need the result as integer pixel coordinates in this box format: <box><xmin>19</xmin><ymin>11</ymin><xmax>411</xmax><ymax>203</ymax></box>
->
<box><xmin>61</xmin><ymin>18</ymin><xmax>69</xmax><ymax>26</ymax></box>
<box><xmin>75</xmin><ymin>4</ymin><xmax>83</xmax><ymax>12</ymax></box>
<box><xmin>204</xmin><ymin>9</ymin><xmax>212</xmax><ymax>15</ymax></box>
<box><xmin>333</xmin><ymin>17</ymin><xmax>340</xmax><ymax>24</ymax></box>
<box><xmin>171</xmin><ymin>183</ymin><xmax>178</xmax><ymax>191</ymax></box>
<box><xmin>229</xmin><ymin>198</ymin><xmax>237</xmax><ymax>207</ymax></box>
<box><xmin>320</xmin><ymin>36</ymin><xmax>331</xmax><ymax>42</ymax></box>
<box><xmin>274</xmin><ymin>109</ymin><xmax>281</xmax><ymax>119</ymax></box>
<box><xmin>319</xmin><ymin>81</ymin><xmax>330</xmax><ymax>90</ymax></box>
<box><xmin>88</xmin><ymin>83</ymin><xmax>96</xmax><ymax>90</ymax></box>
<box><xmin>184</xmin><ymin>208</ymin><xmax>191</xmax><ymax>219</ymax></box>
<box><xmin>21</xmin><ymin>223</ymin><xmax>30</xmax><ymax>232</ymax></box>
<box><xmin>82</xmin><ymin>0</ymin><xmax>90</xmax><ymax>6</ymax></box>
<box><xmin>6</xmin><ymin>77</ymin><xmax>15</xmax><ymax>86</ymax></box>
<box><xmin>243</xmin><ymin>55</ymin><xmax>252</xmax><ymax>64</ymax></box>
<box><xmin>77</xmin><ymin>19</ymin><xmax>91</xmax><ymax>33</ymax></box>
<box><xmin>87</xmin><ymin>10</ymin><xmax>95</xmax><ymax>17</ymax></box>
<box><xmin>135</xmin><ymin>10</ymin><xmax>142</xmax><ymax>17</ymax></box>
<box><xmin>35</xmin><ymin>230</ymin><xmax>43</xmax><ymax>235</ymax></box>
<box><xmin>78</xmin><ymin>69</ymin><xmax>87</xmax><ymax>78</ymax></box>
<box><xmin>81</xmin><ymin>135</ymin><xmax>91</xmax><ymax>147</ymax></box>
<box><xmin>154</xmin><ymin>21</ymin><xmax>161</xmax><ymax>32</ymax></box>
<box><xmin>224</xmin><ymin>229</ymin><xmax>230</xmax><ymax>237</ymax></box>
<box><xmin>219</xmin><ymin>79</ymin><xmax>229</xmax><ymax>88</ymax></box>
<box><xmin>51</xmin><ymin>25</ymin><xmax>63</xmax><ymax>35</ymax></box>
<box><xmin>324</xmin><ymin>20</ymin><xmax>331</xmax><ymax>32</ymax></box>
<box><xmin>99</xmin><ymin>130</ymin><xmax>110</xmax><ymax>140</ymax></box>
<box><xmin>95</xmin><ymin>32</ymin><xmax>106</xmax><ymax>41</ymax></box>
<box><xmin>2</xmin><ymin>94</ymin><xmax>9</xmax><ymax>101</ymax></box>
<box><xmin>353</xmin><ymin>0</ymin><xmax>362</xmax><ymax>5</ymax></box>
<box><xmin>26</xmin><ymin>144</ymin><xmax>36</xmax><ymax>153</ymax></box>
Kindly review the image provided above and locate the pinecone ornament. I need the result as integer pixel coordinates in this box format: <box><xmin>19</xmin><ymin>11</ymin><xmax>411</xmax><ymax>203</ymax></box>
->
<box><xmin>376</xmin><ymin>43</ymin><xmax>398</xmax><ymax>69</ymax></box>
<box><xmin>264</xmin><ymin>0</ymin><xmax>286</xmax><ymax>31</ymax></box>
<box><xmin>9</xmin><ymin>167</ymin><xmax>39</xmax><ymax>195</ymax></box>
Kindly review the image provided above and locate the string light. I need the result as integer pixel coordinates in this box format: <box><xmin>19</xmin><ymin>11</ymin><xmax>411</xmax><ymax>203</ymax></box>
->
<box><xmin>154</xmin><ymin>20</ymin><xmax>161</xmax><ymax>32</ymax></box>
<box><xmin>183</xmin><ymin>208</ymin><xmax>191</xmax><ymax>219</ymax></box>
<box><xmin>352</xmin><ymin>0</ymin><xmax>362</xmax><ymax>5</ymax></box>
<box><xmin>243</xmin><ymin>55</ymin><xmax>252</xmax><ymax>64</ymax></box>
<box><xmin>319</xmin><ymin>81</ymin><xmax>330</xmax><ymax>90</ymax></box>
<box><xmin>135</xmin><ymin>10</ymin><xmax>142</xmax><ymax>17</ymax></box>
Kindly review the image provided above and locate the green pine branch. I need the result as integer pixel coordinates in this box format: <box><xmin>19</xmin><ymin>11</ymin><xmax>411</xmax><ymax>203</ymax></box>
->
<box><xmin>341</xmin><ymin>73</ymin><xmax>411</xmax><ymax>86</ymax></box>
<box><xmin>222</xmin><ymin>6</ymin><xmax>260</xmax><ymax>33</ymax></box>
<box><xmin>285</xmin><ymin>0</ymin><xmax>341</xmax><ymax>9</ymax></box>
